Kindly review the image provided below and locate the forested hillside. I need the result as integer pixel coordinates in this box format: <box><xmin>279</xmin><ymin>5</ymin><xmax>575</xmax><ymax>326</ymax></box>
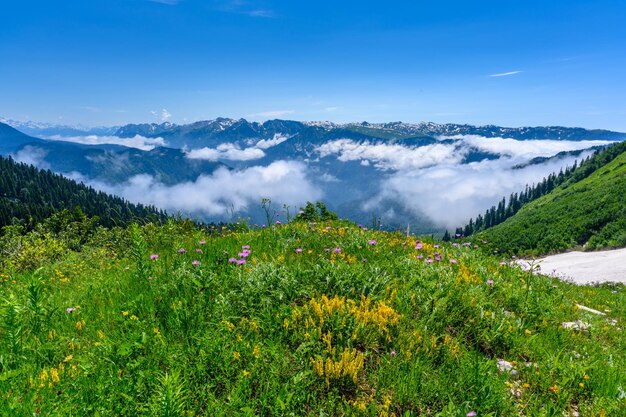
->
<box><xmin>0</xmin><ymin>155</ymin><xmax>168</xmax><ymax>229</ymax></box>
<box><xmin>473</xmin><ymin>141</ymin><xmax>626</xmax><ymax>255</ymax></box>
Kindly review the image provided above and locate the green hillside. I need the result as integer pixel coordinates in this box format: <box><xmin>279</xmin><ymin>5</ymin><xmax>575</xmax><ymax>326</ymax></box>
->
<box><xmin>0</xmin><ymin>155</ymin><xmax>168</xmax><ymax>229</ymax></box>
<box><xmin>476</xmin><ymin>141</ymin><xmax>626</xmax><ymax>256</ymax></box>
<box><xmin>1</xmin><ymin>218</ymin><xmax>624</xmax><ymax>415</ymax></box>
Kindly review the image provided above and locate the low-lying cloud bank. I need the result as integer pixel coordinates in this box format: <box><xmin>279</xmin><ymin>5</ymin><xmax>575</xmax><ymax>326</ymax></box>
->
<box><xmin>44</xmin><ymin>134</ymin><xmax>166</xmax><ymax>151</ymax></box>
<box><xmin>365</xmin><ymin>152</ymin><xmax>593</xmax><ymax>229</ymax></box>
<box><xmin>87</xmin><ymin>160</ymin><xmax>323</xmax><ymax>219</ymax></box>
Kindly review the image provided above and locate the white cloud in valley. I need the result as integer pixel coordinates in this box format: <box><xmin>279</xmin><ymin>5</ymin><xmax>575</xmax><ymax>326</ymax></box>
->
<box><xmin>89</xmin><ymin>161</ymin><xmax>322</xmax><ymax>218</ymax></box>
<box><xmin>44</xmin><ymin>134</ymin><xmax>166</xmax><ymax>151</ymax></box>
<box><xmin>186</xmin><ymin>143</ymin><xmax>266</xmax><ymax>161</ymax></box>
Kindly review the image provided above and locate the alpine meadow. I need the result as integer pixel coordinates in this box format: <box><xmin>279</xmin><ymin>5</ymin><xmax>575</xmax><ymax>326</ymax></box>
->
<box><xmin>2</xmin><ymin>1</ymin><xmax>626</xmax><ymax>416</ymax></box>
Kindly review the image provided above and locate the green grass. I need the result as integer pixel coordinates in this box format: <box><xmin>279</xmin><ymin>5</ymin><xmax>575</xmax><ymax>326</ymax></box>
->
<box><xmin>1</xmin><ymin>220</ymin><xmax>625</xmax><ymax>416</ymax></box>
<box><xmin>476</xmin><ymin>149</ymin><xmax>626</xmax><ymax>256</ymax></box>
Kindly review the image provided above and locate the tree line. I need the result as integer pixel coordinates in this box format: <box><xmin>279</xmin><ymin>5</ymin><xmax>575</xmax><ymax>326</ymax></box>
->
<box><xmin>445</xmin><ymin>140</ymin><xmax>626</xmax><ymax>240</ymax></box>
<box><xmin>0</xmin><ymin>155</ymin><xmax>168</xmax><ymax>230</ymax></box>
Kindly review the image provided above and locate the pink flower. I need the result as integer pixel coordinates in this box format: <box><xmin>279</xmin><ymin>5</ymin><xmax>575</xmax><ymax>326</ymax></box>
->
<box><xmin>150</xmin><ymin>254</ymin><xmax>158</xmax><ymax>260</ymax></box>
<box><xmin>196</xmin><ymin>249</ymin><xmax>202</xmax><ymax>253</ymax></box>
<box><xmin>275</xmin><ymin>220</ymin><xmax>281</xmax><ymax>225</ymax></box>
<box><xmin>390</xmin><ymin>350</ymin><xmax>397</xmax><ymax>357</ymax></box>
<box><xmin>228</xmin><ymin>257</ymin><xmax>237</xmax><ymax>263</ymax></box>
<box><xmin>486</xmin><ymin>279</ymin><xmax>494</xmax><ymax>285</ymax></box>
<box><xmin>199</xmin><ymin>240</ymin><xmax>206</xmax><ymax>245</ymax></box>
<box><xmin>192</xmin><ymin>260</ymin><xmax>200</xmax><ymax>266</ymax></box>
<box><xmin>500</xmin><ymin>261</ymin><xmax>507</xmax><ymax>266</ymax></box>
<box><xmin>295</xmin><ymin>248</ymin><xmax>303</xmax><ymax>253</ymax></box>
<box><xmin>178</xmin><ymin>248</ymin><xmax>186</xmax><ymax>254</ymax></box>
<box><xmin>326</xmin><ymin>226</ymin><xmax>332</xmax><ymax>231</ymax></box>
<box><xmin>425</xmin><ymin>258</ymin><xmax>433</xmax><ymax>264</ymax></box>
<box><xmin>333</xmin><ymin>247</ymin><xmax>341</xmax><ymax>254</ymax></box>
<box><xmin>237</xmin><ymin>259</ymin><xmax>246</xmax><ymax>265</ymax></box>
<box><xmin>449</xmin><ymin>259</ymin><xmax>457</xmax><ymax>264</ymax></box>
<box><xmin>434</xmin><ymin>244</ymin><xmax>440</xmax><ymax>248</ymax></box>
<box><xmin>467</xmin><ymin>412</ymin><xmax>477</xmax><ymax>417</ymax></box>
<box><xmin>66</xmin><ymin>307</ymin><xmax>75</xmax><ymax>314</ymax></box>
<box><xmin>242</xmin><ymin>245</ymin><xmax>250</xmax><ymax>250</ymax></box>
<box><xmin>368</xmin><ymin>240</ymin><xmax>377</xmax><ymax>245</ymax></box>
<box><xmin>415</xmin><ymin>243</ymin><xmax>423</xmax><ymax>250</ymax></box>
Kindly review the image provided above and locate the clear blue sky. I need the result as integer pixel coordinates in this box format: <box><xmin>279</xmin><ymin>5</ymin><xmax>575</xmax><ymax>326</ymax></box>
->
<box><xmin>1</xmin><ymin>0</ymin><xmax>625</xmax><ymax>130</ymax></box>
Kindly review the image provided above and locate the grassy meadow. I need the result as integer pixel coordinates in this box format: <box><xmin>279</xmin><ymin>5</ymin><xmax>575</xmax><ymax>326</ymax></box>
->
<box><xmin>1</xmin><ymin>219</ymin><xmax>625</xmax><ymax>416</ymax></box>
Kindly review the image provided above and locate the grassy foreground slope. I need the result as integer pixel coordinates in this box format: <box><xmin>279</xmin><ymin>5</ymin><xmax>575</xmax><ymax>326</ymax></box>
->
<box><xmin>1</xmin><ymin>220</ymin><xmax>625</xmax><ymax>416</ymax></box>
<box><xmin>477</xmin><ymin>142</ymin><xmax>626</xmax><ymax>256</ymax></box>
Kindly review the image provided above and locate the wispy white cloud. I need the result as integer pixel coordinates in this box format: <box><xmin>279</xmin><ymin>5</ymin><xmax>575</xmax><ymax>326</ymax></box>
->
<box><xmin>151</xmin><ymin>108</ymin><xmax>172</xmax><ymax>122</ymax></box>
<box><xmin>489</xmin><ymin>70</ymin><xmax>523</xmax><ymax>77</ymax></box>
<box><xmin>249</xmin><ymin>110</ymin><xmax>294</xmax><ymax>118</ymax></box>
<box><xmin>148</xmin><ymin>0</ymin><xmax>181</xmax><ymax>5</ymax></box>
<box><xmin>214</xmin><ymin>1</ymin><xmax>276</xmax><ymax>18</ymax></box>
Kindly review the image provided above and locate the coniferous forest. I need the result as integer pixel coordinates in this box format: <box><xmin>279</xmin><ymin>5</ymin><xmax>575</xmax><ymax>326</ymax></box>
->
<box><xmin>0</xmin><ymin>155</ymin><xmax>168</xmax><ymax>229</ymax></box>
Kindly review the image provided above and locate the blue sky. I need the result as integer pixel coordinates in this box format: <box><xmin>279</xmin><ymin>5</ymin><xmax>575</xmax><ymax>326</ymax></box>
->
<box><xmin>1</xmin><ymin>0</ymin><xmax>625</xmax><ymax>130</ymax></box>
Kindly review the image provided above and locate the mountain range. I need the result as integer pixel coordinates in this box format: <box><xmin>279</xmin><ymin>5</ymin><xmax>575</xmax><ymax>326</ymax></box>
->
<box><xmin>1</xmin><ymin>117</ymin><xmax>625</xmax><ymax>231</ymax></box>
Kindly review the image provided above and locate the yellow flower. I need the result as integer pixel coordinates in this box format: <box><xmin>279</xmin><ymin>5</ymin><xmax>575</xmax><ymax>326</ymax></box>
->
<box><xmin>63</xmin><ymin>354</ymin><xmax>73</xmax><ymax>362</ymax></box>
<box><xmin>253</xmin><ymin>345</ymin><xmax>261</xmax><ymax>359</ymax></box>
<box><xmin>50</xmin><ymin>368</ymin><xmax>60</xmax><ymax>384</ymax></box>
<box><xmin>242</xmin><ymin>370</ymin><xmax>250</xmax><ymax>378</ymax></box>
<box><xmin>122</xmin><ymin>311</ymin><xmax>129</xmax><ymax>316</ymax></box>
<box><xmin>97</xmin><ymin>330</ymin><xmax>105</xmax><ymax>339</ymax></box>
<box><xmin>130</xmin><ymin>315</ymin><xmax>139</xmax><ymax>321</ymax></box>
<box><xmin>233</xmin><ymin>351</ymin><xmax>241</xmax><ymax>360</ymax></box>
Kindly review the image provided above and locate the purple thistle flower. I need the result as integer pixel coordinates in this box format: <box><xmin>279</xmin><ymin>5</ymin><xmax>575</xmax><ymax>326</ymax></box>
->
<box><xmin>450</xmin><ymin>259</ymin><xmax>457</xmax><ymax>264</ymax></box>
<box><xmin>150</xmin><ymin>254</ymin><xmax>158</xmax><ymax>260</ymax></box>
<box><xmin>228</xmin><ymin>257</ymin><xmax>237</xmax><ymax>264</ymax></box>
<box><xmin>362</xmin><ymin>227</ymin><xmax>368</xmax><ymax>231</ymax></box>
<box><xmin>434</xmin><ymin>244</ymin><xmax>440</xmax><ymax>249</ymax></box>
<box><xmin>368</xmin><ymin>240</ymin><xmax>377</xmax><ymax>245</ymax></box>
<box><xmin>416</xmin><ymin>254</ymin><xmax>424</xmax><ymax>259</ymax></box>
<box><xmin>237</xmin><ymin>259</ymin><xmax>246</xmax><ymax>265</ymax></box>
<box><xmin>486</xmin><ymin>279</ymin><xmax>494</xmax><ymax>285</ymax></box>
<box><xmin>499</xmin><ymin>261</ymin><xmax>507</xmax><ymax>266</ymax></box>
<box><xmin>390</xmin><ymin>350</ymin><xmax>397</xmax><ymax>357</ymax></box>
<box><xmin>333</xmin><ymin>247</ymin><xmax>341</xmax><ymax>254</ymax></box>
<box><xmin>275</xmin><ymin>220</ymin><xmax>281</xmax><ymax>225</ymax></box>
<box><xmin>467</xmin><ymin>412</ymin><xmax>477</xmax><ymax>417</ymax></box>
<box><xmin>192</xmin><ymin>260</ymin><xmax>200</xmax><ymax>266</ymax></box>
<box><xmin>425</xmin><ymin>258</ymin><xmax>433</xmax><ymax>264</ymax></box>
<box><xmin>415</xmin><ymin>243</ymin><xmax>423</xmax><ymax>250</ymax></box>
<box><xmin>178</xmin><ymin>248</ymin><xmax>186</xmax><ymax>254</ymax></box>
<box><xmin>295</xmin><ymin>248</ymin><xmax>303</xmax><ymax>253</ymax></box>
<box><xmin>452</xmin><ymin>243</ymin><xmax>458</xmax><ymax>247</ymax></box>
<box><xmin>325</xmin><ymin>226</ymin><xmax>332</xmax><ymax>231</ymax></box>
<box><xmin>66</xmin><ymin>307</ymin><xmax>75</xmax><ymax>314</ymax></box>
<box><xmin>196</xmin><ymin>248</ymin><xmax>202</xmax><ymax>253</ymax></box>
<box><xmin>242</xmin><ymin>245</ymin><xmax>250</xmax><ymax>250</ymax></box>
<box><xmin>199</xmin><ymin>240</ymin><xmax>206</xmax><ymax>245</ymax></box>
<box><xmin>324</xmin><ymin>248</ymin><xmax>331</xmax><ymax>253</ymax></box>
<box><xmin>455</xmin><ymin>233</ymin><xmax>462</xmax><ymax>238</ymax></box>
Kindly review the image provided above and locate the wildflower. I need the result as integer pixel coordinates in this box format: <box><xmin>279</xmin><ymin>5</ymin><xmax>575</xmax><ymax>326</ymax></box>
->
<box><xmin>390</xmin><ymin>350</ymin><xmax>397</xmax><ymax>357</ymax></box>
<box><xmin>455</xmin><ymin>233</ymin><xmax>462</xmax><ymax>238</ymax></box>
<box><xmin>361</xmin><ymin>258</ymin><xmax>367</xmax><ymax>263</ymax></box>
<box><xmin>199</xmin><ymin>240</ymin><xmax>206</xmax><ymax>245</ymax></box>
<box><xmin>295</xmin><ymin>248</ymin><xmax>303</xmax><ymax>253</ymax></box>
<box><xmin>416</xmin><ymin>254</ymin><xmax>423</xmax><ymax>259</ymax></box>
<box><xmin>130</xmin><ymin>315</ymin><xmax>139</xmax><ymax>321</ymax></box>
<box><xmin>195</xmin><ymin>248</ymin><xmax>202</xmax><ymax>253</ymax></box>
<box><xmin>333</xmin><ymin>247</ymin><xmax>341</xmax><ymax>254</ymax></box>
<box><xmin>178</xmin><ymin>248</ymin><xmax>186</xmax><ymax>254</ymax></box>
<box><xmin>486</xmin><ymin>279</ymin><xmax>494</xmax><ymax>285</ymax></box>
<box><xmin>324</xmin><ymin>248</ymin><xmax>331</xmax><ymax>253</ymax></box>
<box><xmin>467</xmin><ymin>412</ymin><xmax>477</xmax><ymax>417</ymax></box>
<box><xmin>434</xmin><ymin>244</ymin><xmax>440</xmax><ymax>248</ymax></box>
<box><xmin>368</xmin><ymin>240</ymin><xmax>377</xmax><ymax>245</ymax></box>
<box><xmin>242</xmin><ymin>245</ymin><xmax>250</xmax><ymax>250</ymax></box>
<box><xmin>549</xmin><ymin>385</ymin><xmax>559</xmax><ymax>393</ymax></box>
<box><xmin>242</xmin><ymin>370</ymin><xmax>250</xmax><ymax>378</ymax></box>
<box><xmin>425</xmin><ymin>258</ymin><xmax>433</xmax><ymax>264</ymax></box>
<box><xmin>237</xmin><ymin>259</ymin><xmax>246</xmax><ymax>265</ymax></box>
<box><xmin>150</xmin><ymin>254</ymin><xmax>158</xmax><ymax>260</ymax></box>
<box><xmin>500</xmin><ymin>261</ymin><xmax>507</xmax><ymax>265</ymax></box>
<box><xmin>326</xmin><ymin>226</ymin><xmax>332</xmax><ymax>230</ymax></box>
<box><xmin>192</xmin><ymin>260</ymin><xmax>200</xmax><ymax>266</ymax></box>
<box><xmin>122</xmin><ymin>311</ymin><xmax>129</xmax><ymax>316</ymax></box>
<box><xmin>228</xmin><ymin>257</ymin><xmax>237</xmax><ymax>263</ymax></box>
<box><xmin>233</xmin><ymin>351</ymin><xmax>241</xmax><ymax>360</ymax></box>
<box><xmin>415</xmin><ymin>243</ymin><xmax>423</xmax><ymax>250</ymax></box>
<box><xmin>450</xmin><ymin>259</ymin><xmax>457</xmax><ymax>264</ymax></box>
<box><xmin>275</xmin><ymin>220</ymin><xmax>281</xmax><ymax>225</ymax></box>
<box><xmin>452</xmin><ymin>243</ymin><xmax>458</xmax><ymax>247</ymax></box>
<box><xmin>66</xmin><ymin>307</ymin><xmax>76</xmax><ymax>314</ymax></box>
